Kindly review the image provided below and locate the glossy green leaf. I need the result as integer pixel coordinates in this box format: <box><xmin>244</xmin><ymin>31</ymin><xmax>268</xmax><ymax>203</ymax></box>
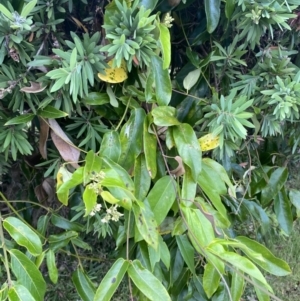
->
<box><xmin>48</xmin><ymin>231</ymin><xmax>78</xmax><ymax>251</ymax></box>
<box><xmin>158</xmin><ymin>23</ymin><xmax>171</xmax><ymax>69</ymax></box>
<box><xmin>100</xmin><ymin>131</ymin><xmax>121</xmax><ymax>162</ymax></box>
<box><xmin>143</xmin><ymin>114</ymin><xmax>157</xmax><ymax>178</ymax></box>
<box><xmin>147</xmin><ymin>176</ymin><xmax>176</xmax><ymax>225</ymax></box>
<box><xmin>289</xmin><ymin>189</ymin><xmax>300</xmax><ymax>217</ymax></box>
<box><xmin>217</xmin><ymin>252</ymin><xmax>271</xmax><ymax>288</ymax></box>
<box><xmin>205</xmin><ymin>0</ymin><xmax>221</xmax><ymax>33</ymax></box>
<box><xmin>20</xmin><ymin>0</ymin><xmax>37</xmax><ymax>17</ymax></box>
<box><xmin>225</xmin><ymin>0</ymin><xmax>235</xmax><ymax>20</ymax></box>
<box><xmin>181</xmin><ymin>166</ymin><xmax>197</xmax><ymax>206</ymax></box>
<box><xmin>94</xmin><ymin>258</ymin><xmax>129</xmax><ymax>301</ymax></box>
<box><xmin>83</xmin><ymin>185</ymin><xmax>97</xmax><ymax>216</ymax></box>
<box><xmin>173</xmin><ymin>123</ymin><xmax>202</xmax><ymax>181</ymax></box>
<box><xmin>252</xmin><ymin>278</ymin><xmax>271</xmax><ymax>301</ymax></box>
<box><xmin>183</xmin><ymin>69</ymin><xmax>201</xmax><ymax>91</ymax></box>
<box><xmin>37</xmin><ymin>105</ymin><xmax>68</xmax><ymax>118</ymax></box>
<box><xmin>274</xmin><ymin>188</ymin><xmax>293</xmax><ymax>235</ymax></box>
<box><xmin>118</xmin><ymin>108</ymin><xmax>145</xmax><ymax>170</ymax></box>
<box><xmin>148</xmin><ymin>244</ymin><xmax>160</xmax><ymax>272</ymax></box>
<box><xmin>72</xmin><ymin>269</ymin><xmax>95</xmax><ymax>301</ymax></box>
<box><xmin>230</xmin><ymin>271</ymin><xmax>244</xmax><ymax>301</ymax></box>
<box><xmin>203</xmin><ymin>262</ymin><xmax>220</xmax><ymax>298</ymax></box>
<box><xmin>4</xmin><ymin>114</ymin><xmax>34</xmax><ymax>125</ymax></box>
<box><xmin>132</xmin><ymin>201</ymin><xmax>159</xmax><ymax>249</ymax></box>
<box><xmin>260</xmin><ymin>167</ymin><xmax>288</xmax><ymax>207</ymax></box>
<box><xmin>128</xmin><ymin>260</ymin><xmax>171</xmax><ymax>301</ymax></box>
<box><xmin>10</xmin><ymin>249</ymin><xmax>46</xmax><ymax>301</ymax></box>
<box><xmin>8</xmin><ymin>284</ymin><xmax>35</xmax><ymax>301</ymax></box>
<box><xmin>150</xmin><ymin>56</ymin><xmax>172</xmax><ymax>106</ymax></box>
<box><xmin>37</xmin><ymin>215</ymin><xmax>50</xmax><ymax>236</ymax></box>
<box><xmin>176</xmin><ymin>234</ymin><xmax>195</xmax><ymax>274</ymax></box>
<box><xmin>51</xmin><ymin>214</ymin><xmax>84</xmax><ymax>232</ymax></box>
<box><xmin>83</xmin><ymin>150</ymin><xmax>102</xmax><ymax>185</ymax></box>
<box><xmin>159</xmin><ymin>237</ymin><xmax>170</xmax><ymax>270</ymax></box>
<box><xmin>3</xmin><ymin>217</ymin><xmax>42</xmax><ymax>256</ymax></box>
<box><xmin>0</xmin><ymin>4</ymin><xmax>13</xmax><ymax>20</ymax></box>
<box><xmin>82</xmin><ymin>92</ymin><xmax>109</xmax><ymax>105</ymax></box>
<box><xmin>46</xmin><ymin>249</ymin><xmax>58</xmax><ymax>284</ymax></box>
<box><xmin>134</xmin><ymin>154</ymin><xmax>151</xmax><ymax>200</ymax></box>
<box><xmin>152</xmin><ymin>106</ymin><xmax>180</xmax><ymax>126</ymax></box>
<box><xmin>235</xmin><ymin>236</ymin><xmax>291</xmax><ymax>276</ymax></box>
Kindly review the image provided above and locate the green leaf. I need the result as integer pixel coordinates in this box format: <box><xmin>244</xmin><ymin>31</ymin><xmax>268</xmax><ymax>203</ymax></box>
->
<box><xmin>143</xmin><ymin>114</ymin><xmax>157</xmax><ymax>178</ymax></box>
<box><xmin>150</xmin><ymin>56</ymin><xmax>172</xmax><ymax>106</ymax></box>
<box><xmin>5</xmin><ymin>114</ymin><xmax>34</xmax><ymax>125</ymax></box>
<box><xmin>139</xmin><ymin>0</ymin><xmax>158</xmax><ymax>11</ymax></box>
<box><xmin>274</xmin><ymin>188</ymin><xmax>293</xmax><ymax>235</ymax></box>
<box><xmin>94</xmin><ymin>258</ymin><xmax>129</xmax><ymax>301</ymax></box>
<box><xmin>106</xmin><ymin>85</ymin><xmax>119</xmax><ymax>107</ymax></box>
<box><xmin>72</xmin><ymin>269</ymin><xmax>96</xmax><ymax>301</ymax></box>
<box><xmin>20</xmin><ymin>0</ymin><xmax>37</xmax><ymax>17</ymax></box>
<box><xmin>158</xmin><ymin>23</ymin><xmax>171</xmax><ymax>69</ymax></box>
<box><xmin>119</xmin><ymin>108</ymin><xmax>145</xmax><ymax>170</ymax></box>
<box><xmin>8</xmin><ymin>284</ymin><xmax>36</xmax><ymax>301</ymax></box>
<box><xmin>235</xmin><ymin>236</ymin><xmax>291</xmax><ymax>276</ymax></box>
<box><xmin>152</xmin><ymin>106</ymin><xmax>180</xmax><ymax>126</ymax></box>
<box><xmin>203</xmin><ymin>262</ymin><xmax>220</xmax><ymax>298</ymax></box>
<box><xmin>46</xmin><ymin>249</ymin><xmax>58</xmax><ymax>284</ymax></box>
<box><xmin>173</xmin><ymin>123</ymin><xmax>202</xmax><ymax>181</ymax></box>
<box><xmin>37</xmin><ymin>105</ymin><xmax>68</xmax><ymax>118</ymax></box>
<box><xmin>51</xmin><ymin>214</ymin><xmax>84</xmax><ymax>232</ymax></box>
<box><xmin>230</xmin><ymin>271</ymin><xmax>244</xmax><ymax>301</ymax></box>
<box><xmin>159</xmin><ymin>237</ymin><xmax>170</xmax><ymax>270</ymax></box>
<box><xmin>83</xmin><ymin>186</ymin><xmax>97</xmax><ymax>216</ymax></box>
<box><xmin>176</xmin><ymin>234</ymin><xmax>195</xmax><ymax>274</ymax></box>
<box><xmin>82</xmin><ymin>92</ymin><xmax>110</xmax><ymax>105</ymax></box>
<box><xmin>128</xmin><ymin>260</ymin><xmax>171</xmax><ymax>301</ymax></box>
<box><xmin>10</xmin><ymin>249</ymin><xmax>46</xmax><ymax>301</ymax></box>
<box><xmin>289</xmin><ymin>189</ymin><xmax>300</xmax><ymax>217</ymax></box>
<box><xmin>70</xmin><ymin>47</ymin><xmax>77</xmax><ymax>69</ymax></box>
<box><xmin>48</xmin><ymin>231</ymin><xmax>78</xmax><ymax>251</ymax></box>
<box><xmin>183</xmin><ymin>69</ymin><xmax>201</xmax><ymax>91</ymax></box>
<box><xmin>216</xmin><ymin>251</ymin><xmax>271</xmax><ymax>289</ymax></box>
<box><xmin>260</xmin><ymin>167</ymin><xmax>288</xmax><ymax>207</ymax></box>
<box><xmin>147</xmin><ymin>176</ymin><xmax>176</xmax><ymax>225</ymax></box>
<box><xmin>134</xmin><ymin>154</ymin><xmax>151</xmax><ymax>200</ymax></box>
<box><xmin>0</xmin><ymin>4</ymin><xmax>13</xmax><ymax>20</ymax></box>
<box><xmin>100</xmin><ymin>131</ymin><xmax>121</xmax><ymax>162</ymax></box>
<box><xmin>3</xmin><ymin>217</ymin><xmax>42</xmax><ymax>256</ymax></box>
<box><xmin>225</xmin><ymin>0</ymin><xmax>235</xmax><ymax>20</ymax></box>
<box><xmin>84</xmin><ymin>150</ymin><xmax>102</xmax><ymax>185</ymax></box>
<box><xmin>132</xmin><ymin>201</ymin><xmax>159</xmax><ymax>249</ymax></box>
<box><xmin>205</xmin><ymin>0</ymin><xmax>221</xmax><ymax>33</ymax></box>
<box><xmin>181</xmin><ymin>166</ymin><xmax>197</xmax><ymax>206</ymax></box>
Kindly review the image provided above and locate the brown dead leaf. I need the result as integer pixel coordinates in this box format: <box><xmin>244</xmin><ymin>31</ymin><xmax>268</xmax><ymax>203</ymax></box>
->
<box><xmin>20</xmin><ymin>81</ymin><xmax>47</xmax><ymax>93</ymax></box>
<box><xmin>42</xmin><ymin>178</ymin><xmax>56</xmax><ymax>201</ymax></box>
<box><xmin>170</xmin><ymin>156</ymin><xmax>185</xmax><ymax>177</ymax></box>
<box><xmin>49</xmin><ymin>119</ymin><xmax>80</xmax><ymax>168</ymax></box>
<box><xmin>39</xmin><ymin>117</ymin><xmax>49</xmax><ymax>159</ymax></box>
<box><xmin>70</xmin><ymin>16</ymin><xmax>88</xmax><ymax>33</ymax></box>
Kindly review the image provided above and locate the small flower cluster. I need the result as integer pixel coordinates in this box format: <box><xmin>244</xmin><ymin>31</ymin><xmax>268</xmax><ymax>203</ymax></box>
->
<box><xmin>101</xmin><ymin>205</ymin><xmax>124</xmax><ymax>223</ymax></box>
<box><xmin>89</xmin><ymin>171</ymin><xmax>106</xmax><ymax>194</ymax></box>
<box><xmin>163</xmin><ymin>13</ymin><xmax>174</xmax><ymax>28</ymax></box>
<box><xmin>89</xmin><ymin>203</ymin><xmax>102</xmax><ymax>216</ymax></box>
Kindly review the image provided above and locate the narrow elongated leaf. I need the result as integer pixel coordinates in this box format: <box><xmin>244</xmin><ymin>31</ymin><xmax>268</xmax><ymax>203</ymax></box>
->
<box><xmin>8</xmin><ymin>284</ymin><xmax>35</xmax><ymax>301</ymax></box>
<box><xmin>181</xmin><ymin>166</ymin><xmax>197</xmax><ymax>206</ymax></box>
<box><xmin>252</xmin><ymin>277</ymin><xmax>271</xmax><ymax>301</ymax></box>
<box><xmin>260</xmin><ymin>167</ymin><xmax>288</xmax><ymax>207</ymax></box>
<box><xmin>21</xmin><ymin>0</ymin><xmax>37</xmax><ymax>17</ymax></box>
<box><xmin>176</xmin><ymin>234</ymin><xmax>195</xmax><ymax>274</ymax></box>
<box><xmin>205</xmin><ymin>0</ymin><xmax>221</xmax><ymax>33</ymax></box>
<box><xmin>100</xmin><ymin>131</ymin><xmax>121</xmax><ymax>162</ymax></box>
<box><xmin>118</xmin><ymin>108</ymin><xmax>145</xmax><ymax>170</ymax></box>
<box><xmin>82</xmin><ymin>92</ymin><xmax>109</xmax><ymax>105</ymax></box>
<box><xmin>94</xmin><ymin>258</ymin><xmax>129</xmax><ymax>301</ymax></box>
<box><xmin>10</xmin><ymin>249</ymin><xmax>46</xmax><ymax>301</ymax></box>
<box><xmin>51</xmin><ymin>214</ymin><xmax>84</xmax><ymax>231</ymax></box>
<box><xmin>143</xmin><ymin>114</ymin><xmax>157</xmax><ymax>178</ymax></box>
<box><xmin>5</xmin><ymin>114</ymin><xmax>34</xmax><ymax>125</ymax></box>
<box><xmin>72</xmin><ymin>269</ymin><xmax>95</xmax><ymax>301</ymax></box>
<box><xmin>150</xmin><ymin>56</ymin><xmax>172</xmax><ymax>106</ymax></box>
<box><xmin>173</xmin><ymin>124</ymin><xmax>202</xmax><ymax>181</ymax></box>
<box><xmin>83</xmin><ymin>185</ymin><xmax>97</xmax><ymax>216</ymax></box>
<box><xmin>203</xmin><ymin>262</ymin><xmax>221</xmax><ymax>298</ymax></box>
<box><xmin>274</xmin><ymin>188</ymin><xmax>293</xmax><ymax>235</ymax></box>
<box><xmin>159</xmin><ymin>237</ymin><xmax>170</xmax><ymax>270</ymax></box>
<box><xmin>48</xmin><ymin>231</ymin><xmax>78</xmax><ymax>251</ymax></box>
<box><xmin>46</xmin><ymin>249</ymin><xmax>58</xmax><ymax>284</ymax></box>
<box><xmin>158</xmin><ymin>23</ymin><xmax>171</xmax><ymax>69</ymax></box>
<box><xmin>83</xmin><ymin>150</ymin><xmax>102</xmax><ymax>185</ymax></box>
<box><xmin>134</xmin><ymin>154</ymin><xmax>151</xmax><ymax>200</ymax></box>
<box><xmin>147</xmin><ymin>176</ymin><xmax>176</xmax><ymax>225</ymax></box>
<box><xmin>132</xmin><ymin>201</ymin><xmax>159</xmax><ymax>249</ymax></box>
<box><xmin>3</xmin><ymin>217</ymin><xmax>42</xmax><ymax>256</ymax></box>
<box><xmin>128</xmin><ymin>260</ymin><xmax>171</xmax><ymax>301</ymax></box>
<box><xmin>289</xmin><ymin>189</ymin><xmax>300</xmax><ymax>217</ymax></box>
<box><xmin>37</xmin><ymin>106</ymin><xmax>68</xmax><ymax>118</ymax></box>
<box><xmin>0</xmin><ymin>4</ymin><xmax>13</xmax><ymax>20</ymax></box>
<box><xmin>231</xmin><ymin>271</ymin><xmax>244</xmax><ymax>301</ymax></box>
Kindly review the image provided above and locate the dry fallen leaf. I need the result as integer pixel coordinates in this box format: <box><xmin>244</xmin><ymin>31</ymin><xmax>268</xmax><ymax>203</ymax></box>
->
<box><xmin>38</xmin><ymin>117</ymin><xmax>49</xmax><ymax>159</ymax></box>
<box><xmin>49</xmin><ymin>119</ymin><xmax>80</xmax><ymax>168</ymax></box>
<box><xmin>170</xmin><ymin>156</ymin><xmax>185</xmax><ymax>177</ymax></box>
<box><xmin>20</xmin><ymin>81</ymin><xmax>47</xmax><ymax>93</ymax></box>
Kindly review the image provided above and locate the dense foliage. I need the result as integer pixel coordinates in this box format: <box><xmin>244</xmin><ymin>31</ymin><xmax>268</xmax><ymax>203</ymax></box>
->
<box><xmin>1</xmin><ymin>0</ymin><xmax>300</xmax><ymax>300</ymax></box>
